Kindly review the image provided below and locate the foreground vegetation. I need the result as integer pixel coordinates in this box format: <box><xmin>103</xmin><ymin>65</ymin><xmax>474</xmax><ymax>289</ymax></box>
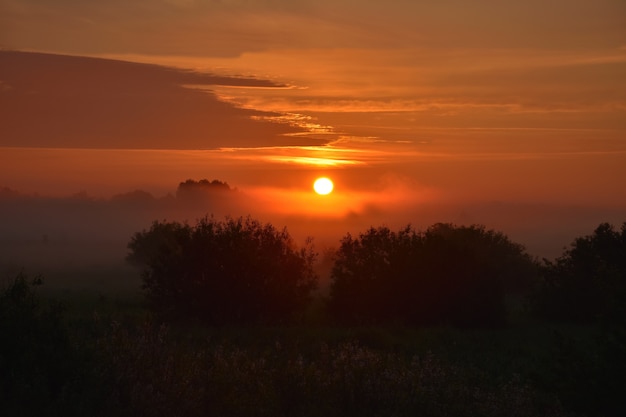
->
<box><xmin>0</xmin><ymin>276</ymin><xmax>563</xmax><ymax>417</ymax></box>
<box><xmin>2</xmin><ymin>220</ymin><xmax>625</xmax><ymax>416</ymax></box>
<box><xmin>3</xmin><ymin>283</ymin><xmax>625</xmax><ymax>416</ymax></box>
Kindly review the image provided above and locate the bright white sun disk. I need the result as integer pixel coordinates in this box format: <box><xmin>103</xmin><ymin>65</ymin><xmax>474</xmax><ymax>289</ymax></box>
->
<box><xmin>313</xmin><ymin>177</ymin><xmax>334</xmax><ymax>195</ymax></box>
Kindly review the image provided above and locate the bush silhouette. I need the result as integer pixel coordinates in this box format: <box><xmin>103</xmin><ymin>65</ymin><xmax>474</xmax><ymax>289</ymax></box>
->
<box><xmin>533</xmin><ymin>222</ymin><xmax>626</xmax><ymax>323</ymax></box>
<box><xmin>329</xmin><ymin>223</ymin><xmax>536</xmax><ymax>326</ymax></box>
<box><xmin>531</xmin><ymin>223</ymin><xmax>626</xmax><ymax>417</ymax></box>
<box><xmin>127</xmin><ymin>216</ymin><xmax>318</xmax><ymax>325</ymax></box>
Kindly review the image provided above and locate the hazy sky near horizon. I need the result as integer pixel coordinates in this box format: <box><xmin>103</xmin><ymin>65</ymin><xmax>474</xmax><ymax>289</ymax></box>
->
<box><xmin>1</xmin><ymin>0</ymin><xmax>626</xmax><ymax>258</ymax></box>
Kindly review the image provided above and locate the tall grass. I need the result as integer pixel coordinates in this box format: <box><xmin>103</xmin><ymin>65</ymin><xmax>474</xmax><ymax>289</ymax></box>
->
<box><xmin>6</xmin><ymin>276</ymin><xmax>623</xmax><ymax>417</ymax></box>
<box><xmin>94</xmin><ymin>320</ymin><xmax>565</xmax><ymax>417</ymax></box>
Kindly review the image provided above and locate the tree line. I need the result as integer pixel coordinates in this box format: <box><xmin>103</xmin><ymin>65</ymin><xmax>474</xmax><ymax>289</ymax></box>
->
<box><xmin>127</xmin><ymin>216</ymin><xmax>626</xmax><ymax>327</ymax></box>
<box><xmin>2</xmin><ymin>218</ymin><xmax>625</xmax><ymax>416</ymax></box>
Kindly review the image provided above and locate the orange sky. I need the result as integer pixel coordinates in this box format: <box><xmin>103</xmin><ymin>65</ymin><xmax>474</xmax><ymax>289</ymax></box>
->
<box><xmin>1</xmin><ymin>0</ymin><xmax>626</xmax><ymax>258</ymax></box>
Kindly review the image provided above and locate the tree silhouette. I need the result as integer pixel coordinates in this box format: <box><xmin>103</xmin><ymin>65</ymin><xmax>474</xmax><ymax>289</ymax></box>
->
<box><xmin>329</xmin><ymin>226</ymin><xmax>417</xmax><ymax>323</ymax></box>
<box><xmin>176</xmin><ymin>179</ymin><xmax>233</xmax><ymax>201</ymax></box>
<box><xmin>533</xmin><ymin>222</ymin><xmax>626</xmax><ymax>323</ymax></box>
<box><xmin>127</xmin><ymin>216</ymin><xmax>318</xmax><ymax>325</ymax></box>
<box><xmin>531</xmin><ymin>223</ymin><xmax>626</xmax><ymax>417</ymax></box>
<box><xmin>329</xmin><ymin>223</ymin><xmax>535</xmax><ymax>326</ymax></box>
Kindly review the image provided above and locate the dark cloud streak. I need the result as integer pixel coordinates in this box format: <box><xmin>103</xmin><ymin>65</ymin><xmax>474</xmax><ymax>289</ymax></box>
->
<box><xmin>0</xmin><ymin>50</ymin><xmax>325</xmax><ymax>149</ymax></box>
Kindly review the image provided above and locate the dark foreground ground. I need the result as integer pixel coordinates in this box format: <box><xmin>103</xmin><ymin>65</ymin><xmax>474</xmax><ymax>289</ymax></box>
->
<box><xmin>2</xmin><ymin>280</ymin><xmax>625</xmax><ymax>417</ymax></box>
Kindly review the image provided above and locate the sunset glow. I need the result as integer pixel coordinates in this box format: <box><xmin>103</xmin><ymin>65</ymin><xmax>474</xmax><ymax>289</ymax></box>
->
<box><xmin>0</xmin><ymin>0</ymin><xmax>625</xmax><ymax>259</ymax></box>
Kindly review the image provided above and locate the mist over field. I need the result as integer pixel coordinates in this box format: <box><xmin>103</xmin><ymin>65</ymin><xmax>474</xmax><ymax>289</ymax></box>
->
<box><xmin>2</xmin><ymin>179</ymin><xmax>623</xmax><ymax>294</ymax></box>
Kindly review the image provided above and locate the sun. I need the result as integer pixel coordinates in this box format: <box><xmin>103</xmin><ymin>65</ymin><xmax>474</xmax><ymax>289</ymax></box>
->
<box><xmin>313</xmin><ymin>177</ymin><xmax>334</xmax><ymax>195</ymax></box>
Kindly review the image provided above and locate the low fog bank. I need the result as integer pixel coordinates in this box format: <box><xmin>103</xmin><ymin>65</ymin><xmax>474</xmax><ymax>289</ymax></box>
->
<box><xmin>281</xmin><ymin>201</ymin><xmax>626</xmax><ymax>260</ymax></box>
<box><xmin>0</xmin><ymin>180</ymin><xmax>244</xmax><ymax>292</ymax></box>
<box><xmin>1</xmin><ymin>180</ymin><xmax>624</xmax><ymax>293</ymax></box>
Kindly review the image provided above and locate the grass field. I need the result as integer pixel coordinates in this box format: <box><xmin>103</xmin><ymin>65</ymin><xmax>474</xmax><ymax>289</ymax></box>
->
<box><xmin>2</xmin><ymin>273</ymin><xmax>624</xmax><ymax>417</ymax></box>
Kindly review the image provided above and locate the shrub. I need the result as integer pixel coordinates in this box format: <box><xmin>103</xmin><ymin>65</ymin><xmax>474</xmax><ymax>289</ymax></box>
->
<box><xmin>531</xmin><ymin>222</ymin><xmax>626</xmax><ymax>416</ymax></box>
<box><xmin>127</xmin><ymin>216</ymin><xmax>318</xmax><ymax>325</ymax></box>
<box><xmin>329</xmin><ymin>223</ymin><xmax>536</xmax><ymax>326</ymax></box>
<box><xmin>533</xmin><ymin>222</ymin><xmax>626</xmax><ymax>323</ymax></box>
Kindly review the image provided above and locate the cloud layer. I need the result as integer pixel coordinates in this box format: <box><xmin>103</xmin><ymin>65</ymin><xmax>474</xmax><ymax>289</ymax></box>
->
<box><xmin>0</xmin><ymin>50</ymin><xmax>318</xmax><ymax>148</ymax></box>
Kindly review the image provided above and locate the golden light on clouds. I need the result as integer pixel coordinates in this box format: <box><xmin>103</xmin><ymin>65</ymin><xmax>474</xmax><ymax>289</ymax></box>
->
<box><xmin>1</xmin><ymin>0</ymin><xmax>626</xmax><ymax>260</ymax></box>
<box><xmin>264</xmin><ymin>155</ymin><xmax>359</xmax><ymax>167</ymax></box>
<box><xmin>217</xmin><ymin>145</ymin><xmax>381</xmax><ymax>167</ymax></box>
